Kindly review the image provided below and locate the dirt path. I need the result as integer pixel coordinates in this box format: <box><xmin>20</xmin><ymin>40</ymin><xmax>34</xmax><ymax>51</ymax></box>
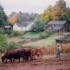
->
<box><xmin>0</xmin><ymin>53</ymin><xmax>70</xmax><ymax>70</ymax></box>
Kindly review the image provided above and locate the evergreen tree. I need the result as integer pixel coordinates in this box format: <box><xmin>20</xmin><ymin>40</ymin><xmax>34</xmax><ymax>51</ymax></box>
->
<box><xmin>0</xmin><ymin>5</ymin><xmax>7</xmax><ymax>27</ymax></box>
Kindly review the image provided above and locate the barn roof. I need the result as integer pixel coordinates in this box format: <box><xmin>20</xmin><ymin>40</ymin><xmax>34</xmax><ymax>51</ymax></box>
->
<box><xmin>48</xmin><ymin>21</ymin><xmax>67</xmax><ymax>25</ymax></box>
<box><xmin>16</xmin><ymin>22</ymin><xmax>33</xmax><ymax>27</ymax></box>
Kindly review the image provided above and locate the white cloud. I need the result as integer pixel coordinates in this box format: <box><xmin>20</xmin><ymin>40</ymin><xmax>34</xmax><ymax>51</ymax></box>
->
<box><xmin>0</xmin><ymin>0</ymin><xmax>70</xmax><ymax>16</ymax></box>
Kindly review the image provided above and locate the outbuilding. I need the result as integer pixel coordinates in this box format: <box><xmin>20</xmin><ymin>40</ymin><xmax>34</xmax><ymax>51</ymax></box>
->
<box><xmin>47</xmin><ymin>21</ymin><xmax>70</xmax><ymax>33</ymax></box>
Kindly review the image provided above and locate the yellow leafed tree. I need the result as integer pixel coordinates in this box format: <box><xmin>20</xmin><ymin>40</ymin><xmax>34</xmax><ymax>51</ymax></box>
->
<box><xmin>8</xmin><ymin>16</ymin><xmax>17</xmax><ymax>26</ymax></box>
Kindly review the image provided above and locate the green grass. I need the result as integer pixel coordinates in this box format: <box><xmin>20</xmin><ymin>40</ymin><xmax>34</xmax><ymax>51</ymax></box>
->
<box><xmin>23</xmin><ymin>32</ymin><xmax>47</xmax><ymax>39</ymax></box>
<box><xmin>23</xmin><ymin>34</ymin><xmax>64</xmax><ymax>48</ymax></box>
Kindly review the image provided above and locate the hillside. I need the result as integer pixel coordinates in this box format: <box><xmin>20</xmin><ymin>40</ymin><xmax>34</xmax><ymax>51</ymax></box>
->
<box><xmin>23</xmin><ymin>34</ymin><xmax>64</xmax><ymax>48</ymax></box>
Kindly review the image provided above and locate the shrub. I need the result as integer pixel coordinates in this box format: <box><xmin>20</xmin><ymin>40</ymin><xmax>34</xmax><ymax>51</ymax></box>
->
<box><xmin>7</xmin><ymin>42</ymin><xmax>21</xmax><ymax>50</ymax></box>
<box><xmin>5</xmin><ymin>30</ymin><xmax>12</xmax><ymax>35</ymax></box>
<box><xmin>0</xmin><ymin>34</ymin><xmax>24</xmax><ymax>52</ymax></box>
<box><xmin>0</xmin><ymin>46</ymin><xmax>7</xmax><ymax>52</ymax></box>
<box><xmin>13</xmin><ymin>31</ymin><xmax>25</xmax><ymax>36</ymax></box>
<box><xmin>0</xmin><ymin>28</ymin><xmax>5</xmax><ymax>34</ymax></box>
<box><xmin>0</xmin><ymin>34</ymin><xmax>8</xmax><ymax>52</ymax></box>
<box><xmin>45</xmin><ymin>29</ymin><xmax>53</xmax><ymax>36</ymax></box>
<box><xmin>31</xmin><ymin>18</ymin><xmax>46</xmax><ymax>32</ymax></box>
<box><xmin>39</xmin><ymin>33</ymin><xmax>47</xmax><ymax>39</ymax></box>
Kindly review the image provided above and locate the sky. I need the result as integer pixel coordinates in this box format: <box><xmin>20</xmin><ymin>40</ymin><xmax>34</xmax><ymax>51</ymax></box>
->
<box><xmin>0</xmin><ymin>0</ymin><xmax>70</xmax><ymax>16</ymax></box>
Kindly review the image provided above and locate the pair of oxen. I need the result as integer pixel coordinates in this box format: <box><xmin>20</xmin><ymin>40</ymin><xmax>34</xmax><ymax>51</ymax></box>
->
<box><xmin>1</xmin><ymin>48</ymin><xmax>42</xmax><ymax>63</ymax></box>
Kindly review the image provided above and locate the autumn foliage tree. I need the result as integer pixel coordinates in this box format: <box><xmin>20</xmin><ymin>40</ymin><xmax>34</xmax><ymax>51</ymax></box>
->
<box><xmin>8</xmin><ymin>16</ymin><xmax>17</xmax><ymax>26</ymax></box>
<box><xmin>51</xmin><ymin>0</ymin><xmax>67</xmax><ymax>20</ymax></box>
<box><xmin>8</xmin><ymin>12</ymin><xmax>18</xmax><ymax>26</ymax></box>
<box><xmin>39</xmin><ymin>6</ymin><xmax>53</xmax><ymax>24</ymax></box>
<box><xmin>40</xmin><ymin>0</ymin><xmax>68</xmax><ymax>24</ymax></box>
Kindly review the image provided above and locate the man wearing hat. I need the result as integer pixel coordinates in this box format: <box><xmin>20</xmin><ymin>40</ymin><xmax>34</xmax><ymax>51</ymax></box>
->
<box><xmin>56</xmin><ymin>44</ymin><xmax>61</xmax><ymax>58</ymax></box>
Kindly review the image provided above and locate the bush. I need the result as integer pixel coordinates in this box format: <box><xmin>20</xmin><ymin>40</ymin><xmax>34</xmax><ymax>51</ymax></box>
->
<box><xmin>45</xmin><ymin>29</ymin><xmax>53</xmax><ymax>36</ymax></box>
<box><xmin>13</xmin><ymin>31</ymin><xmax>25</xmax><ymax>36</ymax></box>
<box><xmin>0</xmin><ymin>28</ymin><xmax>12</xmax><ymax>35</ymax></box>
<box><xmin>0</xmin><ymin>28</ymin><xmax>5</xmax><ymax>34</ymax></box>
<box><xmin>0</xmin><ymin>34</ymin><xmax>8</xmax><ymax>52</ymax></box>
<box><xmin>7</xmin><ymin>42</ymin><xmax>21</xmax><ymax>50</ymax></box>
<box><xmin>39</xmin><ymin>33</ymin><xmax>47</xmax><ymax>39</ymax></box>
<box><xmin>5</xmin><ymin>30</ymin><xmax>12</xmax><ymax>35</ymax></box>
<box><xmin>0</xmin><ymin>46</ymin><xmax>7</xmax><ymax>52</ymax></box>
<box><xmin>0</xmin><ymin>34</ymin><xmax>24</xmax><ymax>52</ymax></box>
<box><xmin>31</xmin><ymin>18</ymin><xmax>46</xmax><ymax>32</ymax></box>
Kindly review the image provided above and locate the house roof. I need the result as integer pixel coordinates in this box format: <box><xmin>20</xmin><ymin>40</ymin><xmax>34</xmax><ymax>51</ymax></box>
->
<box><xmin>48</xmin><ymin>21</ymin><xmax>67</xmax><ymax>25</ymax></box>
<box><xmin>16</xmin><ymin>22</ymin><xmax>33</xmax><ymax>27</ymax></box>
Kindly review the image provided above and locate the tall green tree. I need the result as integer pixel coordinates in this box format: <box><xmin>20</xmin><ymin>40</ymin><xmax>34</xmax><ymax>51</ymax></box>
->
<box><xmin>0</xmin><ymin>5</ymin><xmax>7</xmax><ymax>27</ymax></box>
<box><xmin>66</xmin><ymin>8</ymin><xmax>70</xmax><ymax>21</ymax></box>
<box><xmin>31</xmin><ymin>18</ymin><xmax>46</xmax><ymax>32</ymax></box>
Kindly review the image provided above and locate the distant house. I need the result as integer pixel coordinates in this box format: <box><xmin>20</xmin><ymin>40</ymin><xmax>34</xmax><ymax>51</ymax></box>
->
<box><xmin>13</xmin><ymin>22</ymin><xmax>34</xmax><ymax>31</ymax></box>
<box><xmin>4</xmin><ymin>24</ymin><xmax>12</xmax><ymax>30</ymax></box>
<box><xmin>47</xmin><ymin>21</ymin><xmax>70</xmax><ymax>33</ymax></box>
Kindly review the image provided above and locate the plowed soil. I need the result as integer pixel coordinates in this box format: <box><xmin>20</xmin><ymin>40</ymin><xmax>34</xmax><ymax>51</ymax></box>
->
<box><xmin>0</xmin><ymin>53</ymin><xmax>70</xmax><ymax>70</ymax></box>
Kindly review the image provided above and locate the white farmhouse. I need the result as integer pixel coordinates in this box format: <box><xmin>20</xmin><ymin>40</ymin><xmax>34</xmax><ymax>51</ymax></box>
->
<box><xmin>13</xmin><ymin>22</ymin><xmax>34</xmax><ymax>31</ymax></box>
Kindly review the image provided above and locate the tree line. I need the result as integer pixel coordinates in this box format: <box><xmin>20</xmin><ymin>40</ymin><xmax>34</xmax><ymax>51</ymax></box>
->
<box><xmin>0</xmin><ymin>5</ymin><xmax>7</xmax><ymax>27</ymax></box>
<box><xmin>8</xmin><ymin>12</ymin><xmax>38</xmax><ymax>26</ymax></box>
<box><xmin>0</xmin><ymin>0</ymin><xmax>70</xmax><ymax>32</ymax></box>
<box><xmin>39</xmin><ymin>0</ymin><xmax>70</xmax><ymax>24</ymax></box>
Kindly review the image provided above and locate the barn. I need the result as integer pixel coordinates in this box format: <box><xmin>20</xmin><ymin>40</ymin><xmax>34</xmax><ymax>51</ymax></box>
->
<box><xmin>47</xmin><ymin>21</ymin><xmax>70</xmax><ymax>33</ymax></box>
<box><xmin>13</xmin><ymin>22</ymin><xmax>33</xmax><ymax>31</ymax></box>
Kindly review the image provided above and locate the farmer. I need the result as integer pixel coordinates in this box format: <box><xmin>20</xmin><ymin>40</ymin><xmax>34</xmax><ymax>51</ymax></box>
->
<box><xmin>56</xmin><ymin>44</ymin><xmax>61</xmax><ymax>58</ymax></box>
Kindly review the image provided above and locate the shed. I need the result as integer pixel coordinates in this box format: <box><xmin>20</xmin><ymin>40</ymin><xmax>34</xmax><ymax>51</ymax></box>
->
<box><xmin>47</xmin><ymin>21</ymin><xmax>70</xmax><ymax>33</ymax></box>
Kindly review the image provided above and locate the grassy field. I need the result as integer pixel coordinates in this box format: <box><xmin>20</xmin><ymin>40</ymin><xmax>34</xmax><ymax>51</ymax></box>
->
<box><xmin>23</xmin><ymin>32</ymin><xmax>47</xmax><ymax>39</ymax></box>
<box><xmin>8</xmin><ymin>37</ymin><xmax>24</xmax><ymax>43</ymax></box>
<box><xmin>23</xmin><ymin>34</ymin><xmax>64</xmax><ymax>48</ymax></box>
<box><xmin>7</xmin><ymin>33</ymin><xmax>70</xmax><ymax>54</ymax></box>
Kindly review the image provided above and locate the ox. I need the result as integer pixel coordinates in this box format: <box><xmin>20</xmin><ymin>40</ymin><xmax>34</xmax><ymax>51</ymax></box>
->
<box><xmin>1</xmin><ymin>48</ymin><xmax>32</xmax><ymax>63</ymax></box>
<box><xmin>31</xmin><ymin>48</ymin><xmax>42</xmax><ymax>59</ymax></box>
